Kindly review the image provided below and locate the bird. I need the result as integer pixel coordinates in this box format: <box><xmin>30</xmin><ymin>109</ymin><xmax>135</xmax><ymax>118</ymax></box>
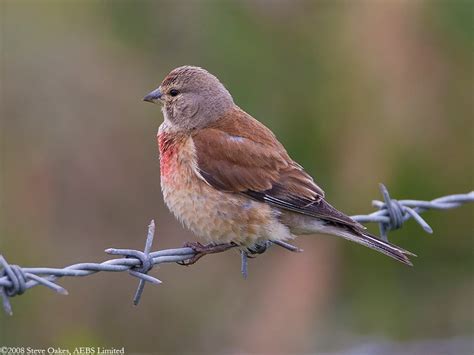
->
<box><xmin>143</xmin><ymin>66</ymin><xmax>415</xmax><ymax>266</ymax></box>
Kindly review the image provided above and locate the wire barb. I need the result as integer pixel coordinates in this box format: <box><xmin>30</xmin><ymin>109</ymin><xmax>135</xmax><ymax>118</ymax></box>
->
<box><xmin>0</xmin><ymin>255</ymin><xmax>68</xmax><ymax>316</ymax></box>
<box><xmin>105</xmin><ymin>220</ymin><xmax>161</xmax><ymax>306</ymax></box>
<box><xmin>1</xmin><ymin>186</ymin><xmax>473</xmax><ymax>315</ymax></box>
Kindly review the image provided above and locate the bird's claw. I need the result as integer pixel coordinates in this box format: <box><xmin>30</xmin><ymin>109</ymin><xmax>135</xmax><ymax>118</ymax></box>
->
<box><xmin>177</xmin><ymin>242</ymin><xmax>238</xmax><ymax>266</ymax></box>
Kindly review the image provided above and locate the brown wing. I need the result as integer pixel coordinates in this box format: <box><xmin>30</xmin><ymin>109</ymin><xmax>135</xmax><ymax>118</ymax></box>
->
<box><xmin>192</xmin><ymin>107</ymin><xmax>361</xmax><ymax>228</ymax></box>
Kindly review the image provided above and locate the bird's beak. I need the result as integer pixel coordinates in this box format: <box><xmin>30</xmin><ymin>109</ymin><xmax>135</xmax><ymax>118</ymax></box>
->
<box><xmin>143</xmin><ymin>87</ymin><xmax>163</xmax><ymax>104</ymax></box>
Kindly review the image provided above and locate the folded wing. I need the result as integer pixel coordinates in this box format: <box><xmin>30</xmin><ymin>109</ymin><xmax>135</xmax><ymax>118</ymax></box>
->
<box><xmin>192</xmin><ymin>107</ymin><xmax>362</xmax><ymax>229</ymax></box>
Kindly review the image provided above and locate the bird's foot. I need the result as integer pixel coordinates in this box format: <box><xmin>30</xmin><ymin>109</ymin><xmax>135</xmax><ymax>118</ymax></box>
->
<box><xmin>178</xmin><ymin>242</ymin><xmax>238</xmax><ymax>266</ymax></box>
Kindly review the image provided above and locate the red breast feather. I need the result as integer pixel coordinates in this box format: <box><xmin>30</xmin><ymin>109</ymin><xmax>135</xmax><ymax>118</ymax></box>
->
<box><xmin>158</xmin><ymin>132</ymin><xmax>179</xmax><ymax>177</ymax></box>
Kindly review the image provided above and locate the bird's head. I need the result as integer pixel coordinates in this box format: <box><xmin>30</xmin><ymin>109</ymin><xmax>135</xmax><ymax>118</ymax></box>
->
<box><xmin>144</xmin><ymin>66</ymin><xmax>234</xmax><ymax>130</ymax></box>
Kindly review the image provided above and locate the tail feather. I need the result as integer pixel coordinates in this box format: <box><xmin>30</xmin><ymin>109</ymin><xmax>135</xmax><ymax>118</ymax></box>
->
<box><xmin>313</xmin><ymin>222</ymin><xmax>416</xmax><ymax>266</ymax></box>
<box><xmin>334</xmin><ymin>227</ymin><xmax>415</xmax><ymax>266</ymax></box>
<box><xmin>283</xmin><ymin>213</ymin><xmax>416</xmax><ymax>265</ymax></box>
<box><xmin>354</xmin><ymin>232</ymin><xmax>415</xmax><ymax>266</ymax></box>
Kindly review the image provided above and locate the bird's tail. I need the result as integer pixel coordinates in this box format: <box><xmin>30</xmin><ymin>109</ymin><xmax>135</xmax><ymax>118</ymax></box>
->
<box><xmin>284</xmin><ymin>213</ymin><xmax>416</xmax><ymax>265</ymax></box>
<box><xmin>324</xmin><ymin>224</ymin><xmax>416</xmax><ymax>266</ymax></box>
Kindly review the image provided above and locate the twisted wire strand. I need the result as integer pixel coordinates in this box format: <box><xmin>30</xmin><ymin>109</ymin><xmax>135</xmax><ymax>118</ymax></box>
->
<box><xmin>1</xmin><ymin>184</ymin><xmax>473</xmax><ymax>315</ymax></box>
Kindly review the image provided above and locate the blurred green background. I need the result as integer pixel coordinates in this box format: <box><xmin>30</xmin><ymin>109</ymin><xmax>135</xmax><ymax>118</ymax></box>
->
<box><xmin>0</xmin><ymin>0</ymin><xmax>472</xmax><ymax>354</ymax></box>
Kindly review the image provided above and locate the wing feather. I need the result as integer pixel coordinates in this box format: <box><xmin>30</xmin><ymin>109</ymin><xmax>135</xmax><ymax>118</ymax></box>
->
<box><xmin>193</xmin><ymin>107</ymin><xmax>362</xmax><ymax>229</ymax></box>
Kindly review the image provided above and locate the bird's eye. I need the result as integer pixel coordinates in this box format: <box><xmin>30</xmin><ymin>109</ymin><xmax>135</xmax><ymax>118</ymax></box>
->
<box><xmin>169</xmin><ymin>89</ymin><xmax>179</xmax><ymax>97</ymax></box>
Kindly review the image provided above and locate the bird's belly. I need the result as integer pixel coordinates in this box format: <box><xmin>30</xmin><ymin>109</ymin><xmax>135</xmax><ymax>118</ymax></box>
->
<box><xmin>160</xmin><ymin>157</ymin><xmax>290</xmax><ymax>246</ymax></box>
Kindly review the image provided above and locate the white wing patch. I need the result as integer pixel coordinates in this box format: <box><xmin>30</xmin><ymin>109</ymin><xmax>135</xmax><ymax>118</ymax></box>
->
<box><xmin>227</xmin><ymin>134</ymin><xmax>246</xmax><ymax>143</ymax></box>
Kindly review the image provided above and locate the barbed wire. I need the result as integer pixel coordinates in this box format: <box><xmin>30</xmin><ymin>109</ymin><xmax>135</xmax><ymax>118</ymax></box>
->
<box><xmin>1</xmin><ymin>184</ymin><xmax>473</xmax><ymax>315</ymax></box>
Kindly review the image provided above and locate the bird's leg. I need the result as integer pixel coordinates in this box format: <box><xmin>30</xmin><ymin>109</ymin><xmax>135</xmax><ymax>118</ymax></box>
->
<box><xmin>177</xmin><ymin>242</ymin><xmax>238</xmax><ymax>266</ymax></box>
